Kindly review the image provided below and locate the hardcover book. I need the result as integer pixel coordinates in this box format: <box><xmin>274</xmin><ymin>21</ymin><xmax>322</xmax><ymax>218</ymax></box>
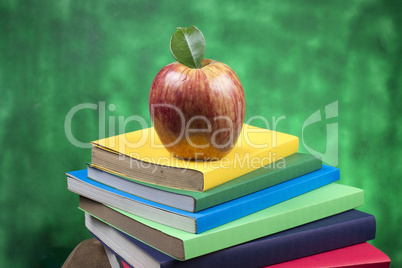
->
<box><xmin>87</xmin><ymin>152</ymin><xmax>322</xmax><ymax>212</ymax></box>
<box><xmin>68</xmin><ymin>164</ymin><xmax>339</xmax><ymax>233</ymax></box>
<box><xmin>267</xmin><ymin>242</ymin><xmax>390</xmax><ymax>268</ymax></box>
<box><xmin>89</xmin><ymin>209</ymin><xmax>376</xmax><ymax>268</ymax></box>
<box><xmin>80</xmin><ymin>182</ymin><xmax>364</xmax><ymax>260</ymax></box>
<box><xmin>91</xmin><ymin>124</ymin><xmax>299</xmax><ymax>191</ymax></box>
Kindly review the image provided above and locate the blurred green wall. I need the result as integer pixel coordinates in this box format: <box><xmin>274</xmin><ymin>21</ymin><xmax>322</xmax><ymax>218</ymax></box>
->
<box><xmin>1</xmin><ymin>0</ymin><xmax>401</xmax><ymax>267</ymax></box>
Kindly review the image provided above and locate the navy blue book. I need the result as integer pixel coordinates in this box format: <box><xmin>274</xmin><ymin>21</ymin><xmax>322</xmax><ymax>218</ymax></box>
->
<box><xmin>87</xmin><ymin>210</ymin><xmax>376</xmax><ymax>268</ymax></box>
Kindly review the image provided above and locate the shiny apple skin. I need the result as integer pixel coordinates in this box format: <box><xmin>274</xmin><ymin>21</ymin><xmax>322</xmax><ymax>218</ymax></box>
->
<box><xmin>149</xmin><ymin>59</ymin><xmax>245</xmax><ymax>160</ymax></box>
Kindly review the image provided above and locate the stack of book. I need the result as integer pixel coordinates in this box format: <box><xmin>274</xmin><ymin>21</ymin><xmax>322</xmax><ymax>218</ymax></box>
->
<box><xmin>66</xmin><ymin>124</ymin><xmax>390</xmax><ymax>267</ymax></box>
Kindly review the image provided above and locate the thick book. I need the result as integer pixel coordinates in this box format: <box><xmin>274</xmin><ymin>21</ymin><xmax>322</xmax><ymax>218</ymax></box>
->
<box><xmin>79</xmin><ymin>183</ymin><xmax>364</xmax><ymax>260</ymax></box>
<box><xmin>68</xmin><ymin>164</ymin><xmax>339</xmax><ymax>233</ymax></box>
<box><xmin>88</xmin><ymin>209</ymin><xmax>376</xmax><ymax>268</ymax></box>
<box><xmin>91</xmin><ymin>124</ymin><xmax>299</xmax><ymax>191</ymax></box>
<box><xmin>267</xmin><ymin>242</ymin><xmax>390</xmax><ymax>268</ymax></box>
<box><xmin>87</xmin><ymin>152</ymin><xmax>322</xmax><ymax>212</ymax></box>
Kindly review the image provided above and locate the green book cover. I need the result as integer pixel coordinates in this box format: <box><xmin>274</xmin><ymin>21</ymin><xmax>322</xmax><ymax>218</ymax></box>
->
<box><xmin>81</xmin><ymin>183</ymin><xmax>364</xmax><ymax>260</ymax></box>
<box><xmin>89</xmin><ymin>153</ymin><xmax>322</xmax><ymax>212</ymax></box>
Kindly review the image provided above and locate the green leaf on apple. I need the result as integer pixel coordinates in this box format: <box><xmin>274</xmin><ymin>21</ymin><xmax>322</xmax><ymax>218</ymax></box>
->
<box><xmin>170</xmin><ymin>25</ymin><xmax>205</xmax><ymax>69</ymax></box>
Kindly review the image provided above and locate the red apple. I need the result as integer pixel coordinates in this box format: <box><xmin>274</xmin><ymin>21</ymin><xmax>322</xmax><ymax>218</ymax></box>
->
<box><xmin>149</xmin><ymin>59</ymin><xmax>245</xmax><ymax>160</ymax></box>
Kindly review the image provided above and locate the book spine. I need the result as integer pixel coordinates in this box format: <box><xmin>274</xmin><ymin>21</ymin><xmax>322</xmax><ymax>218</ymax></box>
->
<box><xmin>195</xmin><ymin>154</ymin><xmax>322</xmax><ymax>211</ymax></box>
<box><xmin>163</xmin><ymin>212</ymin><xmax>376</xmax><ymax>268</ymax></box>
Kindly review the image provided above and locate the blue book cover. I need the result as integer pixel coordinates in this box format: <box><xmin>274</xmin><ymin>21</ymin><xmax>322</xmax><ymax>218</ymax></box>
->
<box><xmin>67</xmin><ymin>165</ymin><xmax>339</xmax><ymax>234</ymax></box>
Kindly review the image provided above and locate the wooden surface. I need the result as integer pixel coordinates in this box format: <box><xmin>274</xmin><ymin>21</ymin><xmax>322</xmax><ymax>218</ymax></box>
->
<box><xmin>62</xmin><ymin>238</ymin><xmax>111</xmax><ymax>268</ymax></box>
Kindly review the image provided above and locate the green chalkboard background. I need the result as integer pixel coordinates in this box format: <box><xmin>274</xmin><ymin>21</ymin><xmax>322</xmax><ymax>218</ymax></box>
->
<box><xmin>1</xmin><ymin>0</ymin><xmax>401</xmax><ymax>267</ymax></box>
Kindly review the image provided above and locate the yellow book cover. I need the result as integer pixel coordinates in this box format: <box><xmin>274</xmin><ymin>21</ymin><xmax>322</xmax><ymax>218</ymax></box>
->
<box><xmin>91</xmin><ymin>124</ymin><xmax>299</xmax><ymax>191</ymax></box>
